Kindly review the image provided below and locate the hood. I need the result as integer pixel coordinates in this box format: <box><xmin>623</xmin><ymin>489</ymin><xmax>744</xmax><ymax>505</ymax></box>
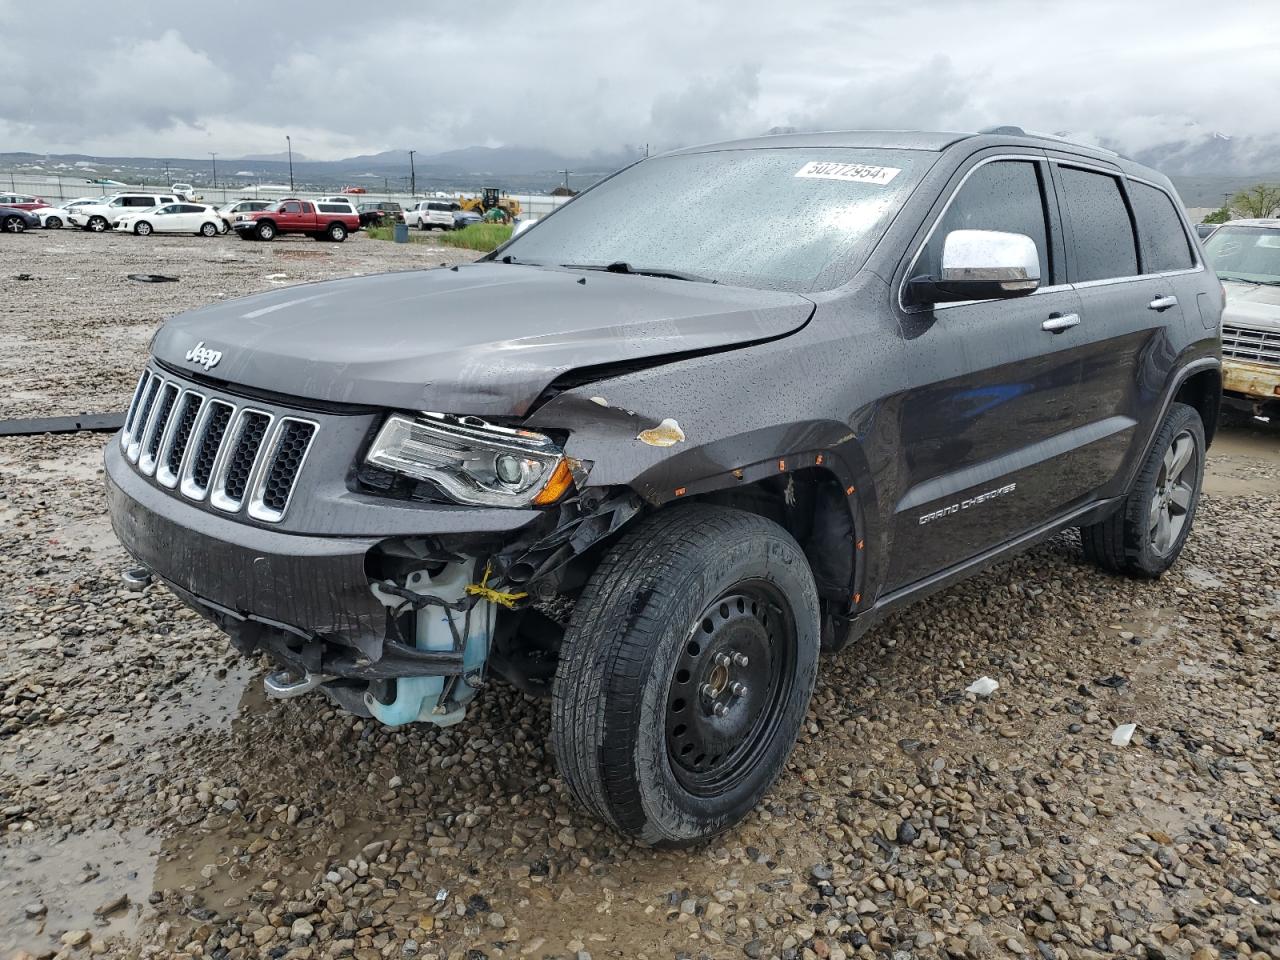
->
<box><xmin>151</xmin><ymin>262</ymin><xmax>814</xmax><ymax>415</ymax></box>
<box><xmin>1223</xmin><ymin>280</ymin><xmax>1280</xmax><ymax>331</ymax></box>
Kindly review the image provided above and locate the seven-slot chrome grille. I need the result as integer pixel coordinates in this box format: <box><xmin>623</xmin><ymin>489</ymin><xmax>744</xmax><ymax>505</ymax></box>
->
<box><xmin>1222</xmin><ymin>324</ymin><xmax>1280</xmax><ymax>367</ymax></box>
<box><xmin>120</xmin><ymin>369</ymin><xmax>317</xmax><ymax>522</ymax></box>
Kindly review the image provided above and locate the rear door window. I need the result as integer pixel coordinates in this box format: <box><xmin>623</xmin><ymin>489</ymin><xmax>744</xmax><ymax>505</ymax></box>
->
<box><xmin>1057</xmin><ymin>167</ymin><xmax>1139</xmax><ymax>282</ymax></box>
<box><xmin>916</xmin><ymin>159</ymin><xmax>1051</xmax><ymax>284</ymax></box>
<box><xmin>1129</xmin><ymin>181</ymin><xmax>1195</xmax><ymax>273</ymax></box>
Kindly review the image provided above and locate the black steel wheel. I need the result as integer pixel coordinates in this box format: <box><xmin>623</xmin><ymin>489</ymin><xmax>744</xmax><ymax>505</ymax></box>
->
<box><xmin>552</xmin><ymin>504</ymin><xmax>820</xmax><ymax>846</ymax></box>
<box><xmin>664</xmin><ymin>584</ymin><xmax>797</xmax><ymax>797</ymax></box>
<box><xmin>1081</xmin><ymin>401</ymin><xmax>1205</xmax><ymax>577</ymax></box>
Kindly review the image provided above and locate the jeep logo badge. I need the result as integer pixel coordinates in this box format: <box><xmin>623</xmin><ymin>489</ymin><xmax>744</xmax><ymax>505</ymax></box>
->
<box><xmin>185</xmin><ymin>341</ymin><xmax>223</xmax><ymax>370</ymax></box>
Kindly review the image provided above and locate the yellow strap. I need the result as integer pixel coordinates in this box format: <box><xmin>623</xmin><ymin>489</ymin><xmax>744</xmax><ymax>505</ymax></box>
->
<box><xmin>465</xmin><ymin>561</ymin><xmax>528</xmax><ymax>610</ymax></box>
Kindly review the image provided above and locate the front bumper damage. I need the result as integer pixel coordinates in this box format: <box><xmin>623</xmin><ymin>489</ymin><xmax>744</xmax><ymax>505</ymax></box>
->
<box><xmin>105</xmin><ymin>438</ymin><xmax>535</xmax><ymax>723</ymax></box>
<box><xmin>104</xmin><ymin>436</ymin><xmax>640</xmax><ymax>723</ymax></box>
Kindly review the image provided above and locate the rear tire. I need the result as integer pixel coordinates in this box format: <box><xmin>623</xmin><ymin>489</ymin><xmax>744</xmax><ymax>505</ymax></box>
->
<box><xmin>551</xmin><ymin>504</ymin><xmax>820</xmax><ymax>846</ymax></box>
<box><xmin>2</xmin><ymin>215</ymin><xmax>25</xmax><ymax>233</ymax></box>
<box><xmin>327</xmin><ymin>222</ymin><xmax>347</xmax><ymax>242</ymax></box>
<box><xmin>1080</xmin><ymin>401</ymin><xmax>1205</xmax><ymax>577</ymax></box>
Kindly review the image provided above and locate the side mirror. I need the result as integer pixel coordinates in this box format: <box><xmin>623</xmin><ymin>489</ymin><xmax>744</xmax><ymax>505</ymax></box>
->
<box><xmin>908</xmin><ymin>229</ymin><xmax>1041</xmax><ymax>305</ymax></box>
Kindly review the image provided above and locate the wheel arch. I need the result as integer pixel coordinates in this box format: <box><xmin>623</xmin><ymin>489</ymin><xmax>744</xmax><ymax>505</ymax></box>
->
<box><xmin>569</xmin><ymin>429</ymin><xmax>884</xmax><ymax>625</ymax></box>
<box><xmin>1121</xmin><ymin>356</ymin><xmax>1221</xmax><ymax>495</ymax></box>
<box><xmin>1173</xmin><ymin>365</ymin><xmax>1222</xmax><ymax>448</ymax></box>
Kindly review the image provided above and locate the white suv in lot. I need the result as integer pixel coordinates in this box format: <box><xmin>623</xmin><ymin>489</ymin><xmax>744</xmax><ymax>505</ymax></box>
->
<box><xmin>68</xmin><ymin>193</ymin><xmax>178</xmax><ymax>232</ymax></box>
<box><xmin>405</xmin><ymin>199</ymin><xmax>458</xmax><ymax>230</ymax></box>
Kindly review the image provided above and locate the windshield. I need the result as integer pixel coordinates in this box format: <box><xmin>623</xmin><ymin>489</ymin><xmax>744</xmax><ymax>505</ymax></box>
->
<box><xmin>1204</xmin><ymin>225</ymin><xmax>1280</xmax><ymax>285</ymax></box>
<box><xmin>499</xmin><ymin>147</ymin><xmax>927</xmax><ymax>292</ymax></box>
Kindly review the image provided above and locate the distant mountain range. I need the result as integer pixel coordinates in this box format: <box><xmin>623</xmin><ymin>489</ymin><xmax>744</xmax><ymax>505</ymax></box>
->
<box><xmin>1</xmin><ymin>130</ymin><xmax>1275</xmax><ymax>204</ymax></box>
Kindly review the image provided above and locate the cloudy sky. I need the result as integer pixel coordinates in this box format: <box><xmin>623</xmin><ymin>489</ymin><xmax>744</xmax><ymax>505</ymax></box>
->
<box><xmin>1</xmin><ymin>0</ymin><xmax>1277</xmax><ymax>160</ymax></box>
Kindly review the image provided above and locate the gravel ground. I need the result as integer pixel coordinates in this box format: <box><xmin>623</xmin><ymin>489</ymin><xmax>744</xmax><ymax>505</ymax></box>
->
<box><xmin>1</xmin><ymin>232</ymin><xmax>1278</xmax><ymax>960</ymax></box>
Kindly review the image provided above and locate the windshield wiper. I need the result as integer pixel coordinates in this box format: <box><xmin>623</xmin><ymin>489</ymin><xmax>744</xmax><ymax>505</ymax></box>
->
<box><xmin>562</xmin><ymin>261</ymin><xmax>717</xmax><ymax>283</ymax></box>
<box><xmin>1220</xmin><ymin>274</ymin><xmax>1280</xmax><ymax>286</ymax></box>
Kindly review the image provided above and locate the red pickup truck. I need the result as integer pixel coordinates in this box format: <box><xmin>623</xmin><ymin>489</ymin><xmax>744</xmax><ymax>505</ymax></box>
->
<box><xmin>231</xmin><ymin>198</ymin><xmax>360</xmax><ymax>242</ymax></box>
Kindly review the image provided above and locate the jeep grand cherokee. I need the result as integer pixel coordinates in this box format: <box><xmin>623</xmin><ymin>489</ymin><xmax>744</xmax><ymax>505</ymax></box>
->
<box><xmin>105</xmin><ymin>128</ymin><xmax>1222</xmax><ymax>845</ymax></box>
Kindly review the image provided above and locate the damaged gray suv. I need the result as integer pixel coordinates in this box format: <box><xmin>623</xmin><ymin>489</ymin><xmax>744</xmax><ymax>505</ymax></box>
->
<box><xmin>106</xmin><ymin>128</ymin><xmax>1222</xmax><ymax>845</ymax></box>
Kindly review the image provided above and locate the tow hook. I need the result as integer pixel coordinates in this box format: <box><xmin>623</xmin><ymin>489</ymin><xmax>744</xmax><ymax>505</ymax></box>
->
<box><xmin>264</xmin><ymin>669</ymin><xmax>334</xmax><ymax>699</ymax></box>
<box><xmin>121</xmin><ymin>566</ymin><xmax>152</xmax><ymax>591</ymax></box>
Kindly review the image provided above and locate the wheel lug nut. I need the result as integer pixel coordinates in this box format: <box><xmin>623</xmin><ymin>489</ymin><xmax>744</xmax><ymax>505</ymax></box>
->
<box><xmin>714</xmin><ymin>653</ymin><xmax>731</xmax><ymax>668</ymax></box>
<box><xmin>700</xmin><ymin>683</ymin><xmax>715</xmax><ymax>699</ymax></box>
<box><xmin>732</xmin><ymin>652</ymin><xmax>749</xmax><ymax>667</ymax></box>
<box><xmin>730</xmin><ymin>681</ymin><xmax>748</xmax><ymax>697</ymax></box>
<box><xmin>713</xmin><ymin>702</ymin><xmax>728</xmax><ymax>717</ymax></box>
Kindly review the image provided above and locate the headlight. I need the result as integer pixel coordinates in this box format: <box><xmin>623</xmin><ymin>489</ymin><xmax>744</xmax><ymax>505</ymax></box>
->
<box><xmin>366</xmin><ymin>412</ymin><xmax>575</xmax><ymax>507</ymax></box>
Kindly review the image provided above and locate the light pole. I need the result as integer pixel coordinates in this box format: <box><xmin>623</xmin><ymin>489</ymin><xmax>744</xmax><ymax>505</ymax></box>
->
<box><xmin>209</xmin><ymin>152</ymin><xmax>218</xmax><ymax>189</ymax></box>
<box><xmin>408</xmin><ymin>149</ymin><xmax>416</xmax><ymax>197</ymax></box>
<box><xmin>558</xmin><ymin>169</ymin><xmax>572</xmax><ymax>190</ymax></box>
<box><xmin>286</xmin><ymin>135</ymin><xmax>294</xmax><ymax>191</ymax></box>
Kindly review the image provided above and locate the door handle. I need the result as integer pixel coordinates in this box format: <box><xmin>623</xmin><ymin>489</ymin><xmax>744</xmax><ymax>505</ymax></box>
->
<box><xmin>1148</xmin><ymin>295</ymin><xmax>1179</xmax><ymax>312</ymax></box>
<box><xmin>1041</xmin><ymin>313</ymin><xmax>1081</xmax><ymax>334</ymax></box>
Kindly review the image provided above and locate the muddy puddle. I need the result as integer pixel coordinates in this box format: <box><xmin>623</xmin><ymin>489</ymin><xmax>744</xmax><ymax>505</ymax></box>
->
<box><xmin>1204</xmin><ymin>418</ymin><xmax>1280</xmax><ymax>496</ymax></box>
<box><xmin>0</xmin><ymin>662</ymin><xmax>262</xmax><ymax>955</ymax></box>
<box><xmin>0</xmin><ymin>825</ymin><xmax>158</xmax><ymax>953</ymax></box>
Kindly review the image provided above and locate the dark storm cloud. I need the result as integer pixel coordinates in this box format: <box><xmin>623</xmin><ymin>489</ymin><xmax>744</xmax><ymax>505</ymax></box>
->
<box><xmin>0</xmin><ymin>0</ymin><xmax>1276</xmax><ymax>159</ymax></box>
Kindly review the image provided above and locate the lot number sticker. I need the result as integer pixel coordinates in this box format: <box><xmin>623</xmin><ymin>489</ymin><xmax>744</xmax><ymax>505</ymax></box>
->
<box><xmin>794</xmin><ymin>161</ymin><xmax>900</xmax><ymax>185</ymax></box>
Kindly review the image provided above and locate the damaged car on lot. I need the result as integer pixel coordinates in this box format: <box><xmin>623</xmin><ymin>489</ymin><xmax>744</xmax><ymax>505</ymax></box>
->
<box><xmin>105</xmin><ymin>128</ymin><xmax>1222</xmax><ymax>845</ymax></box>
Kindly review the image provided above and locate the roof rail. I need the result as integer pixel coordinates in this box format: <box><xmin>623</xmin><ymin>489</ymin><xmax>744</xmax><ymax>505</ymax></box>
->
<box><xmin>977</xmin><ymin>125</ymin><xmax>1120</xmax><ymax>157</ymax></box>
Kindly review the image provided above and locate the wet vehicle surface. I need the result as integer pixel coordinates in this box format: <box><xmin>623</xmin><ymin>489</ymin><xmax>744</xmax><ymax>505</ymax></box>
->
<box><xmin>98</xmin><ymin>130</ymin><xmax>1225</xmax><ymax>847</ymax></box>
<box><xmin>1</xmin><ymin>230</ymin><xmax>1275</xmax><ymax>959</ymax></box>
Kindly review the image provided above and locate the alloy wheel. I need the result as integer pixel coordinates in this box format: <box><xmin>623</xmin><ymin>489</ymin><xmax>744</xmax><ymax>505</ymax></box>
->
<box><xmin>1149</xmin><ymin>428</ymin><xmax>1197</xmax><ymax>555</ymax></box>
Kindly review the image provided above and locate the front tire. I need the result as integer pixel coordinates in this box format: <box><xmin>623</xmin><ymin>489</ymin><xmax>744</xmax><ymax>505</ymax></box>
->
<box><xmin>1080</xmin><ymin>401</ymin><xmax>1205</xmax><ymax>577</ymax></box>
<box><xmin>44</xmin><ymin>216</ymin><xmax>62</xmax><ymax>229</ymax></box>
<box><xmin>134</xmin><ymin>221</ymin><xmax>152</xmax><ymax>236</ymax></box>
<box><xmin>200</xmin><ymin>222</ymin><xmax>218</xmax><ymax>237</ymax></box>
<box><xmin>87</xmin><ymin>216</ymin><xmax>107</xmax><ymax>232</ymax></box>
<box><xmin>255</xmin><ymin>222</ymin><xmax>276</xmax><ymax>241</ymax></box>
<box><xmin>551</xmin><ymin>505</ymin><xmax>820</xmax><ymax>846</ymax></box>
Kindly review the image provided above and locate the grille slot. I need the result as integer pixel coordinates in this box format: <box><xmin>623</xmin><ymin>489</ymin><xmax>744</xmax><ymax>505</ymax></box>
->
<box><xmin>126</xmin><ymin>376</ymin><xmax>162</xmax><ymax>462</ymax></box>
<box><xmin>181</xmin><ymin>400</ymin><xmax>234</xmax><ymax>499</ymax></box>
<box><xmin>209</xmin><ymin>410</ymin><xmax>272</xmax><ymax>512</ymax></box>
<box><xmin>1222</xmin><ymin>324</ymin><xmax>1280</xmax><ymax>367</ymax></box>
<box><xmin>138</xmin><ymin>383</ymin><xmax>179</xmax><ymax>475</ymax></box>
<box><xmin>122</xmin><ymin>372</ymin><xmax>150</xmax><ymax>448</ymax></box>
<box><xmin>157</xmin><ymin>392</ymin><xmax>203</xmax><ymax>488</ymax></box>
<box><xmin>248</xmin><ymin>420</ymin><xmax>317</xmax><ymax>521</ymax></box>
<box><xmin>122</xmin><ymin>367</ymin><xmax>317</xmax><ymax>521</ymax></box>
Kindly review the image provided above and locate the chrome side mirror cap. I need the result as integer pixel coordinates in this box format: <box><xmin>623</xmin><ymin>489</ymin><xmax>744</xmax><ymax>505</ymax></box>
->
<box><xmin>909</xmin><ymin>229</ymin><xmax>1041</xmax><ymax>305</ymax></box>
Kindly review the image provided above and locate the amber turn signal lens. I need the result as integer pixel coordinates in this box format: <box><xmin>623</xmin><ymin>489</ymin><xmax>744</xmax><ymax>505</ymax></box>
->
<box><xmin>532</xmin><ymin>459</ymin><xmax>574</xmax><ymax>505</ymax></box>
